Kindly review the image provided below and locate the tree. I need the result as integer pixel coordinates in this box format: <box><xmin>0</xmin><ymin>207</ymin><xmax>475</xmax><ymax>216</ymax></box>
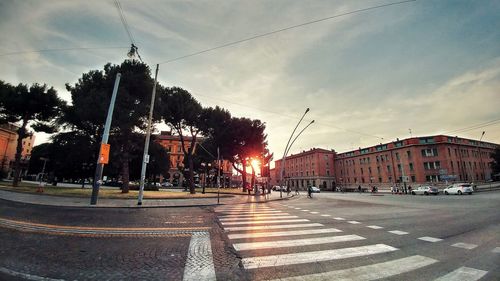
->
<box><xmin>229</xmin><ymin>117</ymin><xmax>267</xmax><ymax>193</ymax></box>
<box><xmin>63</xmin><ymin>60</ymin><xmax>158</xmax><ymax>193</ymax></box>
<box><xmin>491</xmin><ymin>148</ymin><xmax>500</xmax><ymax>177</ymax></box>
<box><xmin>159</xmin><ymin>87</ymin><xmax>203</xmax><ymax>194</ymax></box>
<box><xmin>0</xmin><ymin>81</ymin><xmax>65</xmax><ymax>186</ymax></box>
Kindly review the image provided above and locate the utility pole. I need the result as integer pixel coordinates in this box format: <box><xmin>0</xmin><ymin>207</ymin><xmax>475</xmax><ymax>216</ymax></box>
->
<box><xmin>90</xmin><ymin>73</ymin><xmax>121</xmax><ymax>205</ymax></box>
<box><xmin>138</xmin><ymin>64</ymin><xmax>159</xmax><ymax>206</ymax></box>
<box><xmin>217</xmin><ymin>147</ymin><xmax>221</xmax><ymax>204</ymax></box>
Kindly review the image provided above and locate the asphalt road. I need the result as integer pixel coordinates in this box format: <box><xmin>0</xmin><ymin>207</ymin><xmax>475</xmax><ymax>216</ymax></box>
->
<box><xmin>1</xmin><ymin>191</ymin><xmax>499</xmax><ymax>280</ymax></box>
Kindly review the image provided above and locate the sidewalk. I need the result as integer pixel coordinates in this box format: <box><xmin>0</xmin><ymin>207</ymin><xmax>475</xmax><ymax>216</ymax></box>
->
<box><xmin>0</xmin><ymin>189</ymin><xmax>295</xmax><ymax>208</ymax></box>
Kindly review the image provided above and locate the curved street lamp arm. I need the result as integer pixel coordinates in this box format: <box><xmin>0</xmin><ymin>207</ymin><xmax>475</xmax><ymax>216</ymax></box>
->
<box><xmin>285</xmin><ymin>120</ymin><xmax>315</xmax><ymax>157</ymax></box>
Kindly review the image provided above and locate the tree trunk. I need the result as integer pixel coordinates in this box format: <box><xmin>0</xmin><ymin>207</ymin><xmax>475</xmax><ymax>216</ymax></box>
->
<box><xmin>251</xmin><ymin>165</ymin><xmax>256</xmax><ymax>192</ymax></box>
<box><xmin>121</xmin><ymin>150</ymin><xmax>130</xmax><ymax>193</ymax></box>
<box><xmin>12</xmin><ymin>118</ymin><xmax>28</xmax><ymax>187</ymax></box>
<box><xmin>188</xmin><ymin>154</ymin><xmax>195</xmax><ymax>194</ymax></box>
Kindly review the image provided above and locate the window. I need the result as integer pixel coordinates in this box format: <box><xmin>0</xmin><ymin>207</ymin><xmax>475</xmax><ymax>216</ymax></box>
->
<box><xmin>409</xmin><ymin>163</ymin><xmax>414</xmax><ymax>171</ymax></box>
<box><xmin>419</xmin><ymin>137</ymin><xmax>435</xmax><ymax>144</ymax></box>
<box><xmin>377</xmin><ymin>166</ymin><xmax>381</xmax><ymax>174</ymax></box>
<box><xmin>387</xmin><ymin>165</ymin><xmax>391</xmax><ymax>173</ymax></box>
<box><xmin>407</xmin><ymin>150</ymin><xmax>411</xmax><ymax>158</ymax></box>
<box><xmin>411</xmin><ymin>175</ymin><xmax>416</xmax><ymax>182</ymax></box>
<box><xmin>394</xmin><ymin>141</ymin><xmax>403</xmax><ymax>147</ymax></box>
<box><xmin>397</xmin><ymin>164</ymin><xmax>402</xmax><ymax>172</ymax></box>
<box><xmin>396</xmin><ymin>152</ymin><xmax>400</xmax><ymax>160</ymax></box>
<box><xmin>421</xmin><ymin>148</ymin><xmax>438</xmax><ymax>157</ymax></box>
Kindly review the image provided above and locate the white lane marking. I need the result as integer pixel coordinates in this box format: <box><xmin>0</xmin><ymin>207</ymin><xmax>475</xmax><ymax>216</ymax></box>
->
<box><xmin>348</xmin><ymin>221</ymin><xmax>361</xmax><ymax>224</ymax></box>
<box><xmin>334</xmin><ymin>217</ymin><xmax>345</xmax><ymax>220</ymax></box>
<box><xmin>452</xmin><ymin>243</ymin><xmax>478</xmax><ymax>250</ymax></box>
<box><xmin>388</xmin><ymin>230</ymin><xmax>409</xmax><ymax>235</ymax></box>
<box><xmin>268</xmin><ymin>255</ymin><xmax>438</xmax><ymax>281</ymax></box>
<box><xmin>0</xmin><ymin>267</ymin><xmax>65</xmax><ymax>281</ymax></box>
<box><xmin>434</xmin><ymin>266</ymin><xmax>487</xmax><ymax>281</ymax></box>
<box><xmin>242</xmin><ymin>244</ymin><xmax>398</xmax><ymax>269</ymax></box>
<box><xmin>367</xmin><ymin>225</ymin><xmax>383</xmax><ymax>229</ymax></box>
<box><xmin>301</xmin><ymin>210</ymin><xmax>310</xmax><ymax>212</ymax></box>
<box><xmin>215</xmin><ymin>208</ymin><xmax>272</xmax><ymax>212</ymax></box>
<box><xmin>418</xmin><ymin>236</ymin><xmax>443</xmax><ymax>243</ymax></box>
<box><xmin>221</xmin><ymin>219</ymin><xmax>309</xmax><ymax>226</ymax></box>
<box><xmin>183</xmin><ymin>232</ymin><xmax>216</xmax><ymax>281</ymax></box>
<box><xmin>227</xmin><ymin>228</ymin><xmax>342</xmax><ymax>239</ymax></box>
<box><xmin>492</xmin><ymin>247</ymin><xmax>500</xmax><ymax>253</ymax></box>
<box><xmin>310</xmin><ymin>212</ymin><xmax>319</xmax><ymax>214</ymax></box>
<box><xmin>224</xmin><ymin>223</ymin><xmax>324</xmax><ymax>232</ymax></box>
<box><xmin>218</xmin><ymin>210</ymin><xmax>282</xmax><ymax>215</ymax></box>
<box><xmin>219</xmin><ymin>215</ymin><xmax>298</xmax><ymax>222</ymax></box>
<box><xmin>215</xmin><ymin>206</ymin><xmax>271</xmax><ymax>210</ymax></box>
<box><xmin>218</xmin><ymin>213</ymin><xmax>287</xmax><ymax>218</ymax></box>
<box><xmin>233</xmin><ymin>235</ymin><xmax>365</xmax><ymax>251</ymax></box>
<box><xmin>321</xmin><ymin>214</ymin><xmax>331</xmax><ymax>217</ymax></box>
<box><xmin>294</xmin><ymin>208</ymin><xmax>301</xmax><ymax>210</ymax></box>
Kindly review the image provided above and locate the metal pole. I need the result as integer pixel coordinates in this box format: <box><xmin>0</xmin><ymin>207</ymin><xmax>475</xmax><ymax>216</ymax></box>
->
<box><xmin>279</xmin><ymin>108</ymin><xmax>309</xmax><ymax>198</ymax></box>
<box><xmin>217</xmin><ymin>147</ymin><xmax>221</xmax><ymax>204</ymax></box>
<box><xmin>138</xmin><ymin>64</ymin><xmax>159</xmax><ymax>206</ymax></box>
<box><xmin>90</xmin><ymin>73</ymin><xmax>121</xmax><ymax>205</ymax></box>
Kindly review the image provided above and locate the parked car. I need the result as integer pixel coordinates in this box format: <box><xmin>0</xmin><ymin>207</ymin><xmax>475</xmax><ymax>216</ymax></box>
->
<box><xmin>411</xmin><ymin>186</ymin><xmax>439</xmax><ymax>195</ymax></box>
<box><xmin>272</xmin><ymin>186</ymin><xmax>287</xmax><ymax>191</ymax></box>
<box><xmin>310</xmin><ymin>186</ymin><xmax>321</xmax><ymax>193</ymax></box>
<box><xmin>443</xmin><ymin>183</ymin><xmax>473</xmax><ymax>195</ymax></box>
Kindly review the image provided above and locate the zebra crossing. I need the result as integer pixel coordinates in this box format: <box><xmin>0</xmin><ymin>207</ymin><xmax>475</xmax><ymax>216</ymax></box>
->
<box><xmin>215</xmin><ymin>203</ymin><xmax>494</xmax><ymax>280</ymax></box>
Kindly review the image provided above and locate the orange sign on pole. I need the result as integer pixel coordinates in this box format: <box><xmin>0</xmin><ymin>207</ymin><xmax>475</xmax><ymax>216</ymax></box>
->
<box><xmin>99</xmin><ymin>143</ymin><xmax>110</xmax><ymax>164</ymax></box>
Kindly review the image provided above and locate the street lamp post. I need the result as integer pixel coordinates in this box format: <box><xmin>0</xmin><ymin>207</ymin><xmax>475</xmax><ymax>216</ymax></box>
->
<box><xmin>279</xmin><ymin>108</ymin><xmax>310</xmax><ymax>198</ymax></box>
<box><xmin>478</xmin><ymin>131</ymin><xmax>486</xmax><ymax>182</ymax></box>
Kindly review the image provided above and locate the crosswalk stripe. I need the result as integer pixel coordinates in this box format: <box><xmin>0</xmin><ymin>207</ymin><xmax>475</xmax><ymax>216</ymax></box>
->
<box><xmin>224</xmin><ymin>223</ymin><xmax>324</xmax><ymax>232</ymax></box>
<box><xmin>221</xmin><ymin>219</ymin><xmax>309</xmax><ymax>226</ymax></box>
<box><xmin>321</xmin><ymin>214</ymin><xmax>331</xmax><ymax>217</ymax></box>
<box><xmin>267</xmin><ymin>255</ymin><xmax>438</xmax><ymax>281</ymax></box>
<box><xmin>215</xmin><ymin>207</ymin><xmax>272</xmax><ymax>212</ymax></box>
<box><xmin>418</xmin><ymin>236</ymin><xmax>443</xmax><ymax>243</ymax></box>
<box><xmin>451</xmin><ymin>243</ymin><xmax>478</xmax><ymax>250</ymax></box>
<box><xmin>310</xmin><ymin>212</ymin><xmax>319</xmax><ymax>214</ymax></box>
<box><xmin>218</xmin><ymin>210</ymin><xmax>282</xmax><ymax>215</ymax></box>
<box><xmin>366</xmin><ymin>225</ymin><xmax>383</xmax><ymax>229</ymax></box>
<box><xmin>434</xmin><ymin>266</ymin><xmax>487</xmax><ymax>281</ymax></box>
<box><xmin>388</xmin><ymin>230</ymin><xmax>408</xmax><ymax>235</ymax></box>
<box><xmin>227</xmin><ymin>228</ymin><xmax>342</xmax><ymax>239</ymax></box>
<box><xmin>219</xmin><ymin>215</ymin><xmax>298</xmax><ymax>222</ymax></box>
<box><xmin>242</xmin><ymin>244</ymin><xmax>398</xmax><ymax>269</ymax></box>
<box><xmin>233</xmin><ymin>234</ymin><xmax>365</xmax><ymax>251</ymax></box>
<box><xmin>348</xmin><ymin>221</ymin><xmax>361</xmax><ymax>224</ymax></box>
<box><xmin>301</xmin><ymin>210</ymin><xmax>310</xmax><ymax>212</ymax></box>
<box><xmin>219</xmin><ymin>213</ymin><xmax>288</xmax><ymax>219</ymax></box>
<box><xmin>334</xmin><ymin>217</ymin><xmax>345</xmax><ymax>220</ymax></box>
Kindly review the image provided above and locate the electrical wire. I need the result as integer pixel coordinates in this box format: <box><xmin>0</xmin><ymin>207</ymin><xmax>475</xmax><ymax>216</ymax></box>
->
<box><xmin>157</xmin><ymin>0</ymin><xmax>416</xmax><ymax>65</ymax></box>
<box><xmin>443</xmin><ymin>118</ymin><xmax>500</xmax><ymax>135</ymax></box>
<box><xmin>0</xmin><ymin>46</ymin><xmax>129</xmax><ymax>57</ymax></box>
<box><xmin>190</xmin><ymin>91</ymin><xmax>384</xmax><ymax>140</ymax></box>
<box><xmin>114</xmin><ymin>0</ymin><xmax>136</xmax><ymax>45</ymax></box>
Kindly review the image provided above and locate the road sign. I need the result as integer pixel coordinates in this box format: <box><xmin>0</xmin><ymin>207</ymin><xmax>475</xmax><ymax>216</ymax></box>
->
<box><xmin>98</xmin><ymin>143</ymin><xmax>110</xmax><ymax>164</ymax></box>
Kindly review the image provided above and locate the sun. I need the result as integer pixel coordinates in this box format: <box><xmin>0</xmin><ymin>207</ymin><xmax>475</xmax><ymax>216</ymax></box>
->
<box><xmin>251</xmin><ymin>159</ymin><xmax>260</xmax><ymax>170</ymax></box>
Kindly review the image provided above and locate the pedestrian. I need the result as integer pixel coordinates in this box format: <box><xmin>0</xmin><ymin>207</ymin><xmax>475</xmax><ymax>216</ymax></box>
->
<box><xmin>358</xmin><ymin>185</ymin><xmax>362</xmax><ymax>193</ymax></box>
<box><xmin>307</xmin><ymin>186</ymin><xmax>312</xmax><ymax>198</ymax></box>
<box><xmin>295</xmin><ymin>186</ymin><xmax>300</xmax><ymax>195</ymax></box>
<box><xmin>408</xmin><ymin>185</ymin><xmax>412</xmax><ymax>195</ymax></box>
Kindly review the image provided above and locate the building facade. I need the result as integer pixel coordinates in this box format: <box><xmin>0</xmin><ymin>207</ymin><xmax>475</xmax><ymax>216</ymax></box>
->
<box><xmin>0</xmin><ymin>123</ymin><xmax>35</xmax><ymax>177</ymax></box>
<box><xmin>155</xmin><ymin>131</ymin><xmax>232</xmax><ymax>186</ymax></box>
<box><xmin>272</xmin><ymin>135</ymin><xmax>498</xmax><ymax>190</ymax></box>
<box><xmin>335</xmin><ymin>135</ymin><xmax>497</xmax><ymax>187</ymax></box>
<box><xmin>274</xmin><ymin>148</ymin><xmax>336</xmax><ymax>190</ymax></box>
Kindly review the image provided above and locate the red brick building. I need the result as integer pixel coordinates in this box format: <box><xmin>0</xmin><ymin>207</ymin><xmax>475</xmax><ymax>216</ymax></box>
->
<box><xmin>335</xmin><ymin>135</ymin><xmax>498</xmax><ymax>187</ymax></box>
<box><xmin>272</xmin><ymin>135</ymin><xmax>498</xmax><ymax>190</ymax></box>
<box><xmin>274</xmin><ymin>148</ymin><xmax>336</xmax><ymax>190</ymax></box>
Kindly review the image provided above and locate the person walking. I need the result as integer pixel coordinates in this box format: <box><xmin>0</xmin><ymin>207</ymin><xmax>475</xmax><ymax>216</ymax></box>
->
<box><xmin>358</xmin><ymin>185</ymin><xmax>362</xmax><ymax>193</ymax></box>
<box><xmin>295</xmin><ymin>186</ymin><xmax>300</xmax><ymax>195</ymax></box>
<box><xmin>307</xmin><ymin>185</ymin><xmax>312</xmax><ymax>198</ymax></box>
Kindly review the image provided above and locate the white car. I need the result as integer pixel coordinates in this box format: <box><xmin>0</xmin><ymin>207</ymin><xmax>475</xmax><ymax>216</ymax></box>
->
<box><xmin>411</xmin><ymin>186</ymin><xmax>439</xmax><ymax>195</ymax></box>
<box><xmin>443</xmin><ymin>183</ymin><xmax>473</xmax><ymax>195</ymax></box>
<box><xmin>310</xmin><ymin>186</ymin><xmax>321</xmax><ymax>193</ymax></box>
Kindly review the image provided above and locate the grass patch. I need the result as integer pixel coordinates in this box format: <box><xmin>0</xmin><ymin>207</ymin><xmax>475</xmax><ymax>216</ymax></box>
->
<box><xmin>0</xmin><ymin>181</ymin><xmax>233</xmax><ymax>199</ymax></box>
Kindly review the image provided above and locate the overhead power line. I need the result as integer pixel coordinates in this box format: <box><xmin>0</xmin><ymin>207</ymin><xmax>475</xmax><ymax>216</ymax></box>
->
<box><xmin>114</xmin><ymin>0</ymin><xmax>136</xmax><ymax>45</ymax></box>
<box><xmin>190</xmin><ymin>92</ymin><xmax>384</xmax><ymax>140</ymax></box>
<box><xmin>157</xmin><ymin>0</ymin><xmax>416</xmax><ymax>65</ymax></box>
<box><xmin>0</xmin><ymin>46</ymin><xmax>129</xmax><ymax>57</ymax></box>
<box><xmin>443</xmin><ymin>118</ymin><xmax>500</xmax><ymax>135</ymax></box>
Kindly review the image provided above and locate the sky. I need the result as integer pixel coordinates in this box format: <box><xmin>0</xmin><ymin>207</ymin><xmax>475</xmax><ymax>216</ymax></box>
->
<box><xmin>1</xmin><ymin>0</ymin><xmax>499</xmax><ymax>163</ymax></box>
